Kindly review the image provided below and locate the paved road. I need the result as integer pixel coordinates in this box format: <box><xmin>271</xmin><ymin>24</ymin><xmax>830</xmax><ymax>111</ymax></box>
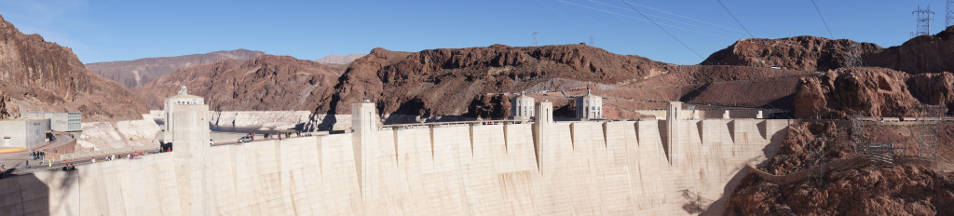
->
<box><xmin>0</xmin><ymin>134</ymin><xmax>76</xmax><ymax>175</ymax></box>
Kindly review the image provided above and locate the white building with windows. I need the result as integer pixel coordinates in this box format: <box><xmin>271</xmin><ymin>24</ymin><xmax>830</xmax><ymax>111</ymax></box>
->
<box><xmin>576</xmin><ymin>89</ymin><xmax>603</xmax><ymax>120</ymax></box>
<box><xmin>21</xmin><ymin>112</ymin><xmax>81</xmax><ymax>132</ymax></box>
<box><xmin>512</xmin><ymin>92</ymin><xmax>535</xmax><ymax>121</ymax></box>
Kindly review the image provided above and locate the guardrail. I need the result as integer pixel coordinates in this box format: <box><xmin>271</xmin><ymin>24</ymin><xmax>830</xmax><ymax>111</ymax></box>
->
<box><xmin>59</xmin><ymin>146</ymin><xmax>159</xmax><ymax>161</ymax></box>
<box><xmin>381</xmin><ymin>119</ymin><xmax>529</xmax><ymax>128</ymax></box>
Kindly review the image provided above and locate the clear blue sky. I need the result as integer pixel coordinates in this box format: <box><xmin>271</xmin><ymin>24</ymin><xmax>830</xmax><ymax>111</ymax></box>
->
<box><xmin>0</xmin><ymin>0</ymin><xmax>950</xmax><ymax>65</ymax></box>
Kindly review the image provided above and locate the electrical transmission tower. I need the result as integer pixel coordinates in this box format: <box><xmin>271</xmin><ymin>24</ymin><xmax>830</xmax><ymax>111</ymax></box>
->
<box><xmin>947</xmin><ymin>0</ymin><xmax>954</xmax><ymax>27</ymax></box>
<box><xmin>912</xmin><ymin>5</ymin><xmax>935</xmax><ymax>36</ymax></box>
<box><xmin>532</xmin><ymin>32</ymin><xmax>539</xmax><ymax>46</ymax></box>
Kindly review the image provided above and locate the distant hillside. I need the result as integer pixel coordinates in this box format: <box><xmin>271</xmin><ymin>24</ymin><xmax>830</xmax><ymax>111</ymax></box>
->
<box><xmin>315</xmin><ymin>54</ymin><xmax>365</xmax><ymax>65</ymax></box>
<box><xmin>86</xmin><ymin>49</ymin><xmax>264</xmax><ymax>88</ymax></box>
<box><xmin>136</xmin><ymin>55</ymin><xmax>344</xmax><ymax>111</ymax></box>
<box><xmin>0</xmin><ymin>14</ymin><xmax>146</xmax><ymax>121</ymax></box>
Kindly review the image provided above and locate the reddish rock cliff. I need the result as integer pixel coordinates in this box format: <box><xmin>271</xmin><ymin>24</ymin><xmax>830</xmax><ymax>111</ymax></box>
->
<box><xmin>705</xmin><ymin>27</ymin><xmax>954</xmax><ymax>75</ymax></box>
<box><xmin>314</xmin><ymin>44</ymin><xmax>674</xmax><ymax>117</ymax></box>
<box><xmin>793</xmin><ymin>67</ymin><xmax>921</xmax><ymax>118</ymax></box>
<box><xmin>701</xmin><ymin>36</ymin><xmax>880</xmax><ymax>71</ymax></box>
<box><xmin>0</xmin><ymin>14</ymin><xmax>145</xmax><ymax>121</ymax></box>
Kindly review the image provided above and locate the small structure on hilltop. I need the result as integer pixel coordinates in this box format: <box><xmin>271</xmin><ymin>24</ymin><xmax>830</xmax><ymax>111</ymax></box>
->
<box><xmin>512</xmin><ymin>92</ymin><xmax>535</xmax><ymax>121</ymax></box>
<box><xmin>163</xmin><ymin>86</ymin><xmax>205</xmax><ymax>144</ymax></box>
<box><xmin>576</xmin><ymin>89</ymin><xmax>602</xmax><ymax>120</ymax></box>
<box><xmin>21</xmin><ymin>112</ymin><xmax>81</xmax><ymax>132</ymax></box>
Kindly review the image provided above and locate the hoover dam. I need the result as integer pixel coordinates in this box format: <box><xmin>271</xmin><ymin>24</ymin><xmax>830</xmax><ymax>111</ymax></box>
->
<box><xmin>0</xmin><ymin>94</ymin><xmax>791</xmax><ymax>215</ymax></box>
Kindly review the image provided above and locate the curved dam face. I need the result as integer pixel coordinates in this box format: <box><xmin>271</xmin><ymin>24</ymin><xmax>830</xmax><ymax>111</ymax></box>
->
<box><xmin>0</xmin><ymin>118</ymin><xmax>790</xmax><ymax>215</ymax></box>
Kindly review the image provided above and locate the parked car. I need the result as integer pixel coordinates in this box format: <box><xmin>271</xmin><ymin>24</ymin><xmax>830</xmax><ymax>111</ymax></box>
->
<box><xmin>238</xmin><ymin>136</ymin><xmax>253</xmax><ymax>143</ymax></box>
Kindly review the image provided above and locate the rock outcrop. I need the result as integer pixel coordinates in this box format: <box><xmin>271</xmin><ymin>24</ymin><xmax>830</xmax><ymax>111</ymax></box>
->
<box><xmin>0</xmin><ymin>92</ymin><xmax>17</xmax><ymax>119</ymax></box>
<box><xmin>866</xmin><ymin>26</ymin><xmax>954</xmax><ymax>74</ymax></box>
<box><xmin>315</xmin><ymin>44</ymin><xmax>674</xmax><ymax>117</ymax></box>
<box><xmin>907</xmin><ymin>72</ymin><xmax>954</xmax><ymax>113</ymax></box>
<box><xmin>701</xmin><ymin>36</ymin><xmax>880</xmax><ymax>71</ymax></box>
<box><xmin>0</xmin><ymin>14</ymin><xmax>146</xmax><ymax>121</ymax></box>
<box><xmin>136</xmin><ymin>55</ymin><xmax>344</xmax><ymax>111</ymax></box>
<box><xmin>729</xmin><ymin>121</ymin><xmax>954</xmax><ymax>215</ymax></box>
<box><xmin>793</xmin><ymin>67</ymin><xmax>921</xmax><ymax>118</ymax></box>
<box><xmin>704</xmin><ymin>26</ymin><xmax>954</xmax><ymax>74</ymax></box>
<box><xmin>793</xmin><ymin>67</ymin><xmax>954</xmax><ymax>118</ymax></box>
<box><xmin>86</xmin><ymin>49</ymin><xmax>264</xmax><ymax>88</ymax></box>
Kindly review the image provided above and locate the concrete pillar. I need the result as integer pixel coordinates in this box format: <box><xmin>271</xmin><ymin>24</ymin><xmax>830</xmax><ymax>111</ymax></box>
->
<box><xmin>533</xmin><ymin>100</ymin><xmax>553</xmax><ymax>171</ymax></box>
<box><xmin>351</xmin><ymin>99</ymin><xmax>378</xmax><ymax>198</ymax></box>
<box><xmin>756</xmin><ymin>110</ymin><xmax>764</xmax><ymax>119</ymax></box>
<box><xmin>723</xmin><ymin>110</ymin><xmax>731</xmax><ymax>119</ymax></box>
<box><xmin>170</xmin><ymin>103</ymin><xmax>214</xmax><ymax>215</ymax></box>
<box><xmin>692</xmin><ymin>110</ymin><xmax>701</xmax><ymax>120</ymax></box>
<box><xmin>666</xmin><ymin>101</ymin><xmax>681</xmax><ymax>165</ymax></box>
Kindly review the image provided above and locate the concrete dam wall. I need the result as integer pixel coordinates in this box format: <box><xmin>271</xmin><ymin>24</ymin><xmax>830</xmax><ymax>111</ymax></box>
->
<box><xmin>0</xmin><ymin>117</ymin><xmax>791</xmax><ymax>215</ymax></box>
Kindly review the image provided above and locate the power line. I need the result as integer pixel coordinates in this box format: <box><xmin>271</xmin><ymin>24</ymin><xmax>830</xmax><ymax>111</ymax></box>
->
<box><xmin>808</xmin><ymin>0</ymin><xmax>835</xmax><ymax>38</ymax></box>
<box><xmin>618</xmin><ymin>0</ymin><xmax>704</xmax><ymax>58</ymax></box>
<box><xmin>587</xmin><ymin>0</ymin><xmax>748</xmax><ymax>36</ymax></box>
<box><xmin>715</xmin><ymin>0</ymin><xmax>755</xmax><ymax>38</ymax></box>
<box><xmin>558</xmin><ymin>0</ymin><xmax>707</xmax><ymax>34</ymax></box>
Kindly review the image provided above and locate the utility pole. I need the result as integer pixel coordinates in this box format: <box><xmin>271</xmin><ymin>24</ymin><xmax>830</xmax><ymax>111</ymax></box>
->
<box><xmin>912</xmin><ymin>5</ymin><xmax>935</xmax><ymax>36</ymax></box>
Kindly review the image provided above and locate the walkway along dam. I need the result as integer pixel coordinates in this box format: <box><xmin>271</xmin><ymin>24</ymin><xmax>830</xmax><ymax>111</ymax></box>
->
<box><xmin>0</xmin><ymin>100</ymin><xmax>792</xmax><ymax>215</ymax></box>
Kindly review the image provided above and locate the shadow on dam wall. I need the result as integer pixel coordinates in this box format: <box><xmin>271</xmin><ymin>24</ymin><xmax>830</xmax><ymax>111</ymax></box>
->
<box><xmin>695</xmin><ymin>124</ymin><xmax>787</xmax><ymax>215</ymax></box>
<box><xmin>0</xmin><ymin>172</ymin><xmax>51</xmax><ymax>215</ymax></box>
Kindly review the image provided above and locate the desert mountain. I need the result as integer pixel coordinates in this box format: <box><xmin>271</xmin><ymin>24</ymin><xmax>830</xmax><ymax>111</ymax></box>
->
<box><xmin>136</xmin><ymin>55</ymin><xmax>344</xmax><ymax>111</ymax></box>
<box><xmin>86</xmin><ymin>49</ymin><xmax>264</xmax><ymax>88</ymax></box>
<box><xmin>703</xmin><ymin>26</ymin><xmax>954</xmax><ymax>74</ymax></box>
<box><xmin>137</xmin><ymin>43</ymin><xmax>810</xmax><ymax>123</ymax></box>
<box><xmin>314</xmin><ymin>44</ymin><xmax>676</xmax><ymax>118</ymax></box>
<box><xmin>315</xmin><ymin>54</ymin><xmax>365</xmax><ymax>65</ymax></box>
<box><xmin>0</xmin><ymin>14</ymin><xmax>146</xmax><ymax>121</ymax></box>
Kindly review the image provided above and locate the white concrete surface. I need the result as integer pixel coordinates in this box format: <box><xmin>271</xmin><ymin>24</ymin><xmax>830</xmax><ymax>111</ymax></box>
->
<box><xmin>0</xmin><ymin>116</ymin><xmax>792</xmax><ymax>215</ymax></box>
<box><xmin>77</xmin><ymin>119</ymin><xmax>160</xmax><ymax>152</ymax></box>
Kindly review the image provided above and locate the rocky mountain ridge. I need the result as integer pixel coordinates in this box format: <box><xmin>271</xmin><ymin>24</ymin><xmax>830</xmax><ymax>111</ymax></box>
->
<box><xmin>136</xmin><ymin>54</ymin><xmax>344</xmax><ymax>111</ymax></box>
<box><xmin>86</xmin><ymin>49</ymin><xmax>264</xmax><ymax>88</ymax></box>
